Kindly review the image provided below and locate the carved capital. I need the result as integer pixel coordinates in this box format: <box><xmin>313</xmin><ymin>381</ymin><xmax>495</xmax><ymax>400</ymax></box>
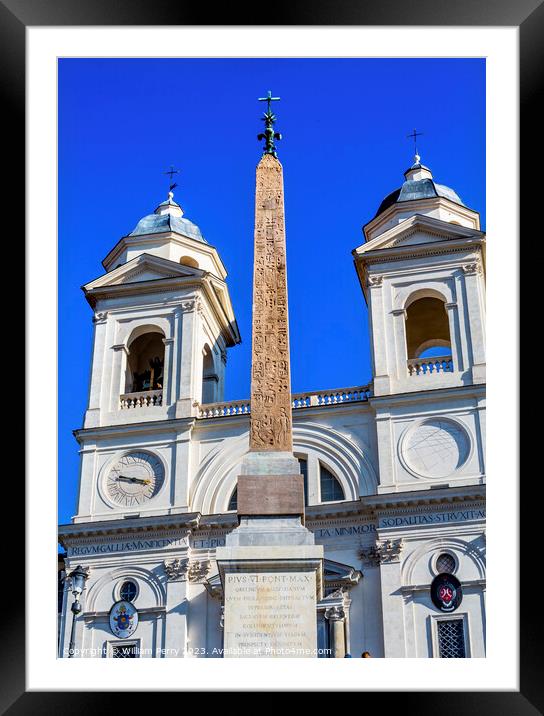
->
<box><xmin>359</xmin><ymin>538</ymin><xmax>404</xmax><ymax>566</ymax></box>
<box><xmin>163</xmin><ymin>558</ymin><xmax>189</xmax><ymax>581</ymax></box>
<box><xmin>187</xmin><ymin>560</ymin><xmax>211</xmax><ymax>583</ymax></box>
<box><xmin>93</xmin><ymin>311</ymin><xmax>108</xmax><ymax>323</ymax></box>
<box><xmin>325</xmin><ymin>606</ymin><xmax>345</xmax><ymax>622</ymax></box>
<box><xmin>462</xmin><ymin>262</ymin><xmax>482</xmax><ymax>275</ymax></box>
<box><xmin>367</xmin><ymin>274</ymin><xmax>383</xmax><ymax>288</ymax></box>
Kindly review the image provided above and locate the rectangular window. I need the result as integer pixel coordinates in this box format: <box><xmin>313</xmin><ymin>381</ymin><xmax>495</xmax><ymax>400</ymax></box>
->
<box><xmin>437</xmin><ymin>619</ymin><xmax>466</xmax><ymax>658</ymax></box>
<box><xmin>110</xmin><ymin>642</ymin><xmax>139</xmax><ymax>658</ymax></box>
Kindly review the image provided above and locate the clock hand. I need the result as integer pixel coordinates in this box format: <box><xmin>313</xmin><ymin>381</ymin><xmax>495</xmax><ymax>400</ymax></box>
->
<box><xmin>118</xmin><ymin>476</ymin><xmax>152</xmax><ymax>485</ymax></box>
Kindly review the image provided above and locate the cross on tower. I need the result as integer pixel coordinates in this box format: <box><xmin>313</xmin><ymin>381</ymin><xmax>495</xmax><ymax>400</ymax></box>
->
<box><xmin>258</xmin><ymin>90</ymin><xmax>281</xmax><ymax>114</ymax></box>
<box><xmin>164</xmin><ymin>165</ymin><xmax>180</xmax><ymax>192</ymax></box>
<box><xmin>406</xmin><ymin>129</ymin><xmax>423</xmax><ymax>161</ymax></box>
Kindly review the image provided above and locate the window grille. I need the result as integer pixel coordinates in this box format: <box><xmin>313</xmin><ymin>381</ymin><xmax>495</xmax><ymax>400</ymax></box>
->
<box><xmin>111</xmin><ymin>643</ymin><xmax>139</xmax><ymax>658</ymax></box>
<box><xmin>119</xmin><ymin>580</ymin><xmax>137</xmax><ymax>602</ymax></box>
<box><xmin>437</xmin><ymin>619</ymin><xmax>466</xmax><ymax>658</ymax></box>
<box><xmin>436</xmin><ymin>553</ymin><xmax>456</xmax><ymax>574</ymax></box>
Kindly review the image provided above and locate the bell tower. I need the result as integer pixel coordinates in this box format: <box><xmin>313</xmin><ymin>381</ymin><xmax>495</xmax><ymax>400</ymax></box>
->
<box><xmin>82</xmin><ymin>188</ymin><xmax>240</xmax><ymax>429</ymax></box>
<box><xmin>73</xmin><ymin>184</ymin><xmax>240</xmax><ymax>522</ymax></box>
<box><xmin>353</xmin><ymin>153</ymin><xmax>485</xmax><ymax>397</ymax></box>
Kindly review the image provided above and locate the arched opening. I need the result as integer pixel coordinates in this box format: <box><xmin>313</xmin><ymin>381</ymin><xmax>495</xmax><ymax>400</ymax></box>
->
<box><xmin>125</xmin><ymin>330</ymin><xmax>165</xmax><ymax>394</ymax></box>
<box><xmin>228</xmin><ymin>487</ymin><xmax>237</xmax><ymax>511</ymax></box>
<box><xmin>297</xmin><ymin>456</ymin><xmax>309</xmax><ymax>506</ymax></box>
<box><xmin>179</xmin><ymin>255</ymin><xmax>199</xmax><ymax>269</ymax></box>
<box><xmin>405</xmin><ymin>297</ymin><xmax>452</xmax><ymax>359</ymax></box>
<box><xmin>201</xmin><ymin>345</ymin><xmax>218</xmax><ymax>404</ymax></box>
<box><xmin>319</xmin><ymin>464</ymin><xmax>344</xmax><ymax>502</ymax></box>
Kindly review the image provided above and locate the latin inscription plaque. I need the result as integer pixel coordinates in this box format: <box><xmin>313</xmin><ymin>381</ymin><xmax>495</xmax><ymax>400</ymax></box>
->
<box><xmin>223</xmin><ymin>571</ymin><xmax>317</xmax><ymax>658</ymax></box>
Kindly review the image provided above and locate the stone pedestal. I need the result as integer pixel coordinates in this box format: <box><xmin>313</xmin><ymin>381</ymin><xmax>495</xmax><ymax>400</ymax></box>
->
<box><xmin>216</xmin><ymin>516</ymin><xmax>324</xmax><ymax>658</ymax></box>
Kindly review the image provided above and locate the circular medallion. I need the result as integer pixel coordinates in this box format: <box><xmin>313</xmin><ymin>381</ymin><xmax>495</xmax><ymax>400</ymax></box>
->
<box><xmin>401</xmin><ymin>418</ymin><xmax>470</xmax><ymax>479</ymax></box>
<box><xmin>431</xmin><ymin>573</ymin><xmax>463</xmax><ymax>612</ymax></box>
<box><xmin>105</xmin><ymin>451</ymin><xmax>165</xmax><ymax>507</ymax></box>
<box><xmin>109</xmin><ymin>600</ymin><xmax>139</xmax><ymax>638</ymax></box>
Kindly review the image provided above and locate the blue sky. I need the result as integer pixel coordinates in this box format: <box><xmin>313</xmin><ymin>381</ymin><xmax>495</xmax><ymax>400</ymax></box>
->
<box><xmin>58</xmin><ymin>58</ymin><xmax>485</xmax><ymax>526</ymax></box>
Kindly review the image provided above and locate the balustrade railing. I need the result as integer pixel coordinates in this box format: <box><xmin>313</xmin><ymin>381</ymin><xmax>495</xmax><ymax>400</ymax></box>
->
<box><xmin>197</xmin><ymin>400</ymin><xmax>251</xmax><ymax>418</ymax></box>
<box><xmin>196</xmin><ymin>384</ymin><xmax>371</xmax><ymax>419</ymax></box>
<box><xmin>120</xmin><ymin>390</ymin><xmax>163</xmax><ymax>409</ymax></box>
<box><xmin>407</xmin><ymin>356</ymin><xmax>453</xmax><ymax>376</ymax></box>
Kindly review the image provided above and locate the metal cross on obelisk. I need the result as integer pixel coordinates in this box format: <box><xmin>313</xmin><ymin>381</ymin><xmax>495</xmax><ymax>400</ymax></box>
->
<box><xmin>257</xmin><ymin>91</ymin><xmax>282</xmax><ymax>157</ymax></box>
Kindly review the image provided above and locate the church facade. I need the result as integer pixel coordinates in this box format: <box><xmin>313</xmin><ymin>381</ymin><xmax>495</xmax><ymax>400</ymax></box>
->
<box><xmin>58</xmin><ymin>151</ymin><xmax>486</xmax><ymax>659</ymax></box>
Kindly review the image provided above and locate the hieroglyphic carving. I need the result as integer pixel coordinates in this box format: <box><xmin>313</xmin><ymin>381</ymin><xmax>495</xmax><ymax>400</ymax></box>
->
<box><xmin>250</xmin><ymin>153</ymin><xmax>293</xmax><ymax>452</ymax></box>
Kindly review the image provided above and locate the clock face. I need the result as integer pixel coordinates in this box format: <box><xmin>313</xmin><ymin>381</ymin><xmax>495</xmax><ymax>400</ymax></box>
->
<box><xmin>106</xmin><ymin>452</ymin><xmax>164</xmax><ymax>507</ymax></box>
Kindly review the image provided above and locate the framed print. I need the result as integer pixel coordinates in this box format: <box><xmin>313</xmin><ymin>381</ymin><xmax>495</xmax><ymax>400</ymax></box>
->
<box><xmin>12</xmin><ymin>0</ymin><xmax>534</xmax><ymax>709</ymax></box>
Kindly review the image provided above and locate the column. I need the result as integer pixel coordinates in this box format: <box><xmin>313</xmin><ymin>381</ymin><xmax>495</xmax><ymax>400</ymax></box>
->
<box><xmin>110</xmin><ymin>344</ymin><xmax>129</xmax><ymax>411</ymax></box>
<box><xmin>462</xmin><ymin>263</ymin><xmax>486</xmax><ymax>383</ymax></box>
<box><xmin>392</xmin><ymin>307</ymin><xmax>407</xmax><ymax>382</ymax></box>
<box><xmin>175</xmin><ymin>301</ymin><xmax>197</xmax><ymax>418</ymax></box>
<box><xmin>164</xmin><ymin>570</ymin><xmax>189</xmax><ymax>658</ymax></box>
<box><xmin>325</xmin><ymin>606</ymin><xmax>346</xmax><ymax>658</ymax></box>
<box><xmin>379</xmin><ymin>559</ymin><xmax>407</xmax><ymax>657</ymax></box>
<box><xmin>445</xmin><ymin>302</ymin><xmax>464</xmax><ymax>372</ymax></box>
<box><xmin>368</xmin><ymin>275</ymin><xmax>390</xmax><ymax>395</ymax></box>
<box><xmin>162</xmin><ymin>337</ymin><xmax>175</xmax><ymax>406</ymax></box>
<box><xmin>84</xmin><ymin>314</ymin><xmax>108</xmax><ymax>427</ymax></box>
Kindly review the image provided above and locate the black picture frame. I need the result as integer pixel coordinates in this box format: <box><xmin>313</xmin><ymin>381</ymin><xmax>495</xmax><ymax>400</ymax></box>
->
<box><xmin>11</xmin><ymin>0</ymin><xmax>533</xmax><ymax>710</ymax></box>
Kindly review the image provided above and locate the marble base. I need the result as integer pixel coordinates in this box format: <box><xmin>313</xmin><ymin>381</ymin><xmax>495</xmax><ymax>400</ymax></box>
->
<box><xmin>216</xmin><ymin>516</ymin><xmax>324</xmax><ymax>658</ymax></box>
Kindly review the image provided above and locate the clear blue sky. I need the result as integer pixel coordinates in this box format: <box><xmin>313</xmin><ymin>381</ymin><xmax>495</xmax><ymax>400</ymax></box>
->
<box><xmin>58</xmin><ymin>58</ymin><xmax>485</xmax><ymax>526</ymax></box>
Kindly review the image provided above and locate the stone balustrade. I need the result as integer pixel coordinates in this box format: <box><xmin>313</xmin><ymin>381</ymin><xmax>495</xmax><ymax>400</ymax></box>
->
<box><xmin>407</xmin><ymin>356</ymin><xmax>453</xmax><ymax>376</ymax></box>
<box><xmin>120</xmin><ymin>389</ymin><xmax>163</xmax><ymax>409</ymax></box>
<box><xmin>196</xmin><ymin>385</ymin><xmax>371</xmax><ymax>419</ymax></box>
<box><xmin>197</xmin><ymin>400</ymin><xmax>251</xmax><ymax>418</ymax></box>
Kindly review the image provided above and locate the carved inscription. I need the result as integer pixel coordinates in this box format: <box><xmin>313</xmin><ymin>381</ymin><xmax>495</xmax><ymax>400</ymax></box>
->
<box><xmin>250</xmin><ymin>154</ymin><xmax>293</xmax><ymax>451</ymax></box>
<box><xmin>223</xmin><ymin>572</ymin><xmax>317</xmax><ymax>657</ymax></box>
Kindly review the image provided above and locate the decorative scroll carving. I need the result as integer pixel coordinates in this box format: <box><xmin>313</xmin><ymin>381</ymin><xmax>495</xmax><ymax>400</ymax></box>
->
<box><xmin>249</xmin><ymin>154</ymin><xmax>293</xmax><ymax>452</ymax></box>
<box><xmin>163</xmin><ymin>558</ymin><xmax>189</xmax><ymax>581</ymax></box>
<box><xmin>359</xmin><ymin>538</ymin><xmax>404</xmax><ymax>566</ymax></box>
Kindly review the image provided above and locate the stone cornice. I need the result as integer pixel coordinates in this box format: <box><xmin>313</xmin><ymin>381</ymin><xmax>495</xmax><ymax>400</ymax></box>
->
<box><xmin>368</xmin><ymin>382</ymin><xmax>486</xmax><ymax>408</ymax></box>
<box><xmin>58</xmin><ymin>512</ymin><xmax>201</xmax><ymax>543</ymax></box>
<box><xmin>362</xmin><ymin>200</ymin><xmax>482</xmax><ymax>242</ymax></box>
<box><xmin>60</xmin><ymin>487</ymin><xmax>485</xmax><ymax>549</ymax></box>
<box><xmin>73</xmin><ymin>416</ymin><xmax>196</xmax><ymax>442</ymax></box>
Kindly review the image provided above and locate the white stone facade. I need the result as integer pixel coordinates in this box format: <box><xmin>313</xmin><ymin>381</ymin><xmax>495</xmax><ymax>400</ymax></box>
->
<box><xmin>59</xmin><ymin>161</ymin><xmax>486</xmax><ymax>659</ymax></box>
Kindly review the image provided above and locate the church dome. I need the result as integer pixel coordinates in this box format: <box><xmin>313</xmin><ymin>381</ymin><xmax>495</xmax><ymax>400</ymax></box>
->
<box><xmin>374</xmin><ymin>157</ymin><xmax>465</xmax><ymax>219</ymax></box>
<box><xmin>128</xmin><ymin>193</ymin><xmax>208</xmax><ymax>244</ymax></box>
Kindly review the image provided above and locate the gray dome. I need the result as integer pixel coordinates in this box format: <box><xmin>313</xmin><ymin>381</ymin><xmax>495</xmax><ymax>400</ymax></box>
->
<box><xmin>128</xmin><ymin>213</ymin><xmax>207</xmax><ymax>243</ymax></box>
<box><xmin>374</xmin><ymin>163</ymin><xmax>465</xmax><ymax>219</ymax></box>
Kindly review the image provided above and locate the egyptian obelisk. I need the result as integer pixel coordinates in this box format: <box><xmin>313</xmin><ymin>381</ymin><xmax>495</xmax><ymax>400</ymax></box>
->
<box><xmin>216</xmin><ymin>92</ymin><xmax>324</xmax><ymax>658</ymax></box>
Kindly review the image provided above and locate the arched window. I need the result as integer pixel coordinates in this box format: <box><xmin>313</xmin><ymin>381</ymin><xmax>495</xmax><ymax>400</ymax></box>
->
<box><xmin>320</xmin><ymin>464</ymin><xmax>344</xmax><ymax>502</ymax></box>
<box><xmin>202</xmin><ymin>345</ymin><xmax>218</xmax><ymax>404</ymax></box>
<box><xmin>228</xmin><ymin>487</ymin><xmax>238</xmax><ymax>511</ymax></box>
<box><xmin>125</xmin><ymin>329</ymin><xmax>165</xmax><ymax>393</ymax></box>
<box><xmin>298</xmin><ymin>456</ymin><xmax>309</xmax><ymax>506</ymax></box>
<box><xmin>405</xmin><ymin>296</ymin><xmax>452</xmax><ymax>359</ymax></box>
